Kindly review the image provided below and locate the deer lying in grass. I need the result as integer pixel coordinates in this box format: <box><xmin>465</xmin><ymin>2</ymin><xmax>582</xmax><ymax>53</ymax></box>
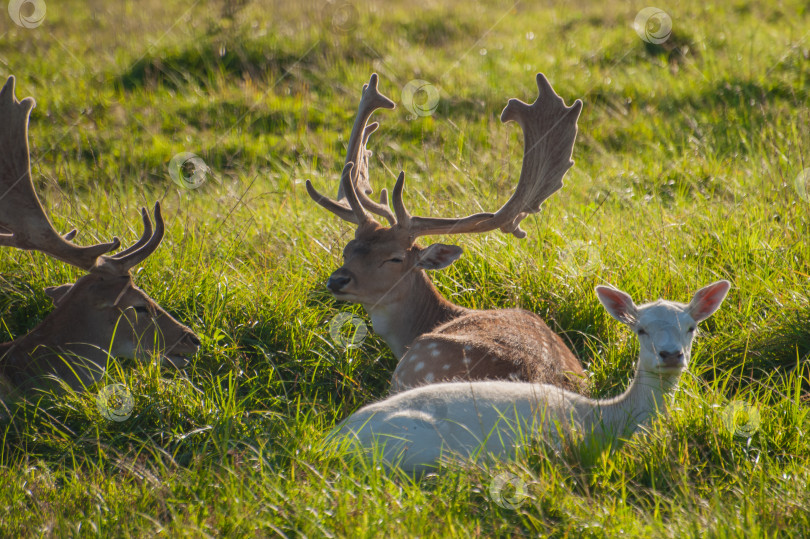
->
<box><xmin>307</xmin><ymin>73</ymin><xmax>585</xmax><ymax>393</ymax></box>
<box><xmin>331</xmin><ymin>280</ymin><xmax>731</xmax><ymax>474</ymax></box>
<box><xmin>0</xmin><ymin>75</ymin><xmax>200</xmax><ymax>395</ymax></box>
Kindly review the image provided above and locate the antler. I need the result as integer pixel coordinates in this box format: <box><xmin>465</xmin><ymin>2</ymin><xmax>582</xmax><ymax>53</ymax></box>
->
<box><xmin>306</xmin><ymin>73</ymin><xmax>396</xmax><ymax>225</ymax></box>
<box><xmin>94</xmin><ymin>202</ymin><xmax>165</xmax><ymax>275</ymax></box>
<box><xmin>389</xmin><ymin>73</ymin><xmax>583</xmax><ymax>239</ymax></box>
<box><xmin>308</xmin><ymin>73</ymin><xmax>582</xmax><ymax>240</ymax></box>
<box><xmin>0</xmin><ymin>76</ymin><xmax>119</xmax><ymax>270</ymax></box>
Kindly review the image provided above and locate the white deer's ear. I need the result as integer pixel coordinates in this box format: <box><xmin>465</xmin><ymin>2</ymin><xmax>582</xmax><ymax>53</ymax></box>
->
<box><xmin>416</xmin><ymin>244</ymin><xmax>463</xmax><ymax>270</ymax></box>
<box><xmin>596</xmin><ymin>285</ymin><xmax>638</xmax><ymax>325</ymax></box>
<box><xmin>688</xmin><ymin>280</ymin><xmax>731</xmax><ymax>322</ymax></box>
<box><xmin>44</xmin><ymin>284</ymin><xmax>73</xmax><ymax>307</ymax></box>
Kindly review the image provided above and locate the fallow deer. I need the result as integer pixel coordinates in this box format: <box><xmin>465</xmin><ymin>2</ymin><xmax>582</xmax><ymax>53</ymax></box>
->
<box><xmin>0</xmin><ymin>75</ymin><xmax>200</xmax><ymax>395</ymax></box>
<box><xmin>307</xmin><ymin>73</ymin><xmax>586</xmax><ymax>393</ymax></box>
<box><xmin>331</xmin><ymin>280</ymin><xmax>731</xmax><ymax>475</ymax></box>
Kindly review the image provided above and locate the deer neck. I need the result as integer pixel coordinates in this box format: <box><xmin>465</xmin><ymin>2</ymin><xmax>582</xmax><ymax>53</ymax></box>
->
<box><xmin>0</xmin><ymin>341</ymin><xmax>14</xmax><ymax>369</ymax></box>
<box><xmin>0</xmin><ymin>339</ymin><xmax>31</xmax><ymax>386</ymax></box>
<box><xmin>589</xmin><ymin>360</ymin><xmax>682</xmax><ymax>439</ymax></box>
<box><xmin>364</xmin><ymin>270</ymin><xmax>467</xmax><ymax>359</ymax></box>
<box><xmin>0</xmin><ymin>317</ymin><xmax>106</xmax><ymax>387</ymax></box>
<box><xmin>0</xmin><ymin>341</ymin><xmax>15</xmax><ymax>397</ymax></box>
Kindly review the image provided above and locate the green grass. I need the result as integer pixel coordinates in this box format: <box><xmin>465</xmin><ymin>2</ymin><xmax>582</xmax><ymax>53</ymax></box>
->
<box><xmin>1</xmin><ymin>0</ymin><xmax>809</xmax><ymax>535</ymax></box>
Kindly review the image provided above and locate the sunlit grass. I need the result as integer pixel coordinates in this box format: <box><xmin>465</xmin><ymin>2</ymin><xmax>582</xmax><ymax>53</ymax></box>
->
<box><xmin>0</xmin><ymin>0</ymin><xmax>809</xmax><ymax>535</ymax></box>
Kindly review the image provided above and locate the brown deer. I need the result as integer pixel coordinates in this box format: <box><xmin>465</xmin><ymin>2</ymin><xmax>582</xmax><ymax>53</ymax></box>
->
<box><xmin>307</xmin><ymin>73</ymin><xmax>586</xmax><ymax>393</ymax></box>
<box><xmin>0</xmin><ymin>75</ymin><xmax>200</xmax><ymax>395</ymax></box>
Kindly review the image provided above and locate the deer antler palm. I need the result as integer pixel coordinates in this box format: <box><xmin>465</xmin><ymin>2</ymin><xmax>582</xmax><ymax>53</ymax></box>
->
<box><xmin>0</xmin><ymin>76</ymin><xmax>120</xmax><ymax>270</ymax></box>
<box><xmin>307</xmin><ymin>73</ymin><xmax>583</xmax><ymax>239</ymax></box>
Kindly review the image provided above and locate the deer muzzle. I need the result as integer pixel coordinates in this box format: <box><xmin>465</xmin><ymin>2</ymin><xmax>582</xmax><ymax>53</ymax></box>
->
<box><xmin>659</xmin><ymin>350</ymin><xmax>685</xmax><ymax>368</ymax></box>
<box><xmin>163</xmin><ymin>330</ymin><xmax>201</xmax><ymax>368</ymax></box>
<box><xmin>326</xmin><ymin>269</ymin><xmax>352</xmax><ymax>293</ymax></box>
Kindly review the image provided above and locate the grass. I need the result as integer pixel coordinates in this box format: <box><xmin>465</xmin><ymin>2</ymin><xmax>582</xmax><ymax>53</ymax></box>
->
<box><xmin>1</xmin><ymin>0</ymin><xmax>809</xmax><ymax>535</ymax></box>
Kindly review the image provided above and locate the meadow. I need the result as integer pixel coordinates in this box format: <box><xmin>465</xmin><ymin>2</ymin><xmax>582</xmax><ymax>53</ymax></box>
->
<box><xmin>1</xmin><ymin>0</ymin><xmax>809</xmax><ymax>535</ymax></box>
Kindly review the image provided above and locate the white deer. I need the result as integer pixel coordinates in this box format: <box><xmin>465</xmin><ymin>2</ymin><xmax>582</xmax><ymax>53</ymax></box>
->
<box><xmin>330</xmin><ymin>280</ymin><xmax>731</xmax><ymax>474</ymax></box>
<box><xmin>307</xmin><ymin>73</ymin><xmax>586</xmax><ymax>393</ymax></box>
<box><xmin>0</xmin><ymin>76</ymin><xmax>200</xmax><ymax>396</ymax></box>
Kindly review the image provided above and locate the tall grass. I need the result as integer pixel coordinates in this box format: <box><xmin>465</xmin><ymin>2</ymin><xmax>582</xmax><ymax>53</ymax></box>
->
<box><xmin>1</xmin><ymin>0</ymin><xmax>809</xmax><ymax>535</ymax></box>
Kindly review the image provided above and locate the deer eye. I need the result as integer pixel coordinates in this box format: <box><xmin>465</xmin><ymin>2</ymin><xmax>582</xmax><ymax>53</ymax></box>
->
<box><xmin>637</xmin><ymin>328</ymin><xmax>647</xmax><ymax>336</ymax></box>
<box><xmin>687</xmin><ymin>326</ymin><xmax>696</xmax><ymax>333</ymax></box>
<box><xmin>386</xmin><ymin>257</ymin><xmax>404</xmax><ymax>264</ymax></box>
<box><xmin>132</xmin><ymin>306</ymin><xmax>151</xmax><ymax>315</ymax></box>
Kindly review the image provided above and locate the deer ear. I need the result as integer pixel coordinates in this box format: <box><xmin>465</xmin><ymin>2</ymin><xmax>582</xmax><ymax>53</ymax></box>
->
<box><xmin>688</xmin><ymin>280</ymin><xmax>731</xmax><ymax>322</ymax></box>
<box><xmin>596</xmin><ymin>285</ymin><xmax>638</xmax><ymax>325</ymax></box>
<box><xmin>44</xmin><ymin>284</ymin><xmax>73</xmax><ymax>306</ymax></box>
<box><xmin>416</xmin><ymin>244</ymin><xmax>463</xmax><ymax>270</ymax></box>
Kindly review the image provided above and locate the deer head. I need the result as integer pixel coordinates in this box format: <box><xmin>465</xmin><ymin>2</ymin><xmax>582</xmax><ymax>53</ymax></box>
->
<box><xmin>595</xmin><ymin>280</ymin><xmax>732</xmax><ymax>375</ymax></box>
<box><xmin>306</xmin><ymin>73</ymin><xmax>583</xmax><ymax>309</ymax></box>
<box><xmin>0</xmin><ymin>76</ymin><xmax>199</xmax><ymax>391</ymax></box>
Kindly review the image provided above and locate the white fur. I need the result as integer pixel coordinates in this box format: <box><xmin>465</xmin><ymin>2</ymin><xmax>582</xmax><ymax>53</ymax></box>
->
<box><xmin>330</xmin><ymin>281</ymin><xmax>730</xmax><ymax>474</ymax></box>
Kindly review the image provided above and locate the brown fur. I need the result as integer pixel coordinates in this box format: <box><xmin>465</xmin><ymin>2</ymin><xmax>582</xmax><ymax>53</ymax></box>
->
<box><xmin>328</xmin><ymin>223</ymin><xmax>586</xmax><ymax>395</ymax></box>
<box><xmin>0</xmin><ymin>271</ymin><xmax>199</xmax><ymax>395</ymax></box>
<box><xmin>392</xmin><ymin>309</ymin><xmax>584</xmax><ymax>393</ymax></box>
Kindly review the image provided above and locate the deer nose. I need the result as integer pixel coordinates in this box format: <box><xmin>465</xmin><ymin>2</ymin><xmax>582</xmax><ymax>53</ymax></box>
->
<box><xmin>187</xmin><ymin>333</ymin><xmax>201</xmax><ymax>347</ymax></box>
<box><xmin>659</xmin><ymin>350</ymin><xmax>684</xmax><ymax>366</ymax></box>
<box><xmin>327</xmin><ymin>273</ymin><xmax>351</xmax><ymax>293</ymax></box>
